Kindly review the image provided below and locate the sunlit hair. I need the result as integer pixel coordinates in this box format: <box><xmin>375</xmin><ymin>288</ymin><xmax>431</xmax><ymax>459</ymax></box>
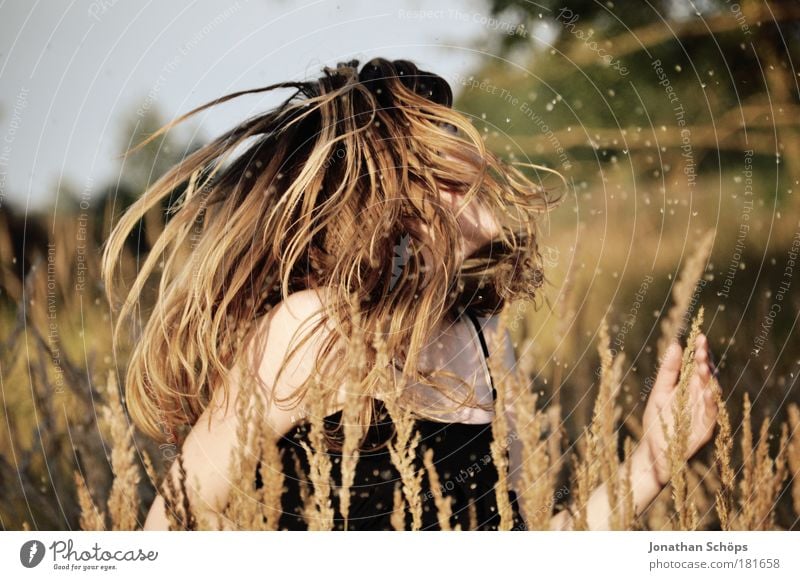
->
<box><xmin>102</xmin><ymin>57</ymin><xmax>566</xmax><ymax>444</ymax></box>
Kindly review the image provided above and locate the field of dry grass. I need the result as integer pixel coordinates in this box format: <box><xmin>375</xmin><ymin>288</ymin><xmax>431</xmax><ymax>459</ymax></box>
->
<box><xmin>1</xmin><ymin>184</ymin><xmax>798</xmax><ymax>530</ymax></box>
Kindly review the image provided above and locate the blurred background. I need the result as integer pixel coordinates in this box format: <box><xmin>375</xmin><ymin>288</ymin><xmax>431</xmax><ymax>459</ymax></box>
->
<box><xmin>1</xmin><ymin>0</ymin><xmax>799</xmax><ymax>530</ymax></box>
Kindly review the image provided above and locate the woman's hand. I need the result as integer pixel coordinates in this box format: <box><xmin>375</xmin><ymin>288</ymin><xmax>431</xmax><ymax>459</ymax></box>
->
<box><xmin>550</xmin><ymin>334</ymin><xmax>720</xmax><ymax>531</ymax></box>
<box><xmin>639</xmin><ymin>334</ymin><xmax>719</xmax><ymax>487</ymax></box>
<box><xmin>437</xmin><ymin>186</ymin><xmax>502</xmax><ymax>260</ymax></box>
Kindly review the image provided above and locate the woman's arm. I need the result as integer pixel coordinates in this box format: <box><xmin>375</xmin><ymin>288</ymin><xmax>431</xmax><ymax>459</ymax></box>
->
<box><xmin>143</xmin><ymin>288</ymin><xmax>332</xmax><ymax>530</ymax></box>
<box><xmin>482</xmin><ymin>314</ymin><xmax>717</xmax><ymax>531</ymax></box>
<box><xmin>550</xmin><ymin>335</ymin><xmax>718</xmax><ymax>530</ymax></box>
<box><xmin>548</xmin><ymin>443</ymin><xmax>664</xmax><ymax>530</ymax></box>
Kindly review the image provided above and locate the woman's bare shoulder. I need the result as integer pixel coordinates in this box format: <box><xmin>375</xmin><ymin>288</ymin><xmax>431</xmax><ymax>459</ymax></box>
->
<box><xmin>252</xmin><ymin>287</ymin><xmax>335</xmax><ymax>343</ymax></box>
<box><xmin>243</xmin><ymin>288</ymin><xmax>338</xmax><ymax>395</ymax></box>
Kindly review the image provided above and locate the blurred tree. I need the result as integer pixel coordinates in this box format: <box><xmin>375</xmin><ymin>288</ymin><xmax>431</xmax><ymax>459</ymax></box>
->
<box><xmin>467</xmin><ymin>0</ymin><xmax>800</xmax><ymax>217</ymax></box>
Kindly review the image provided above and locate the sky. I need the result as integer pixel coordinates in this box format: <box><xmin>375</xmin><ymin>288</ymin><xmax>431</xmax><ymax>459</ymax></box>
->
<box><xmin>0</xmin><ymin>0</ymin><xmax>528</xmax><ymax>212</ymax></box>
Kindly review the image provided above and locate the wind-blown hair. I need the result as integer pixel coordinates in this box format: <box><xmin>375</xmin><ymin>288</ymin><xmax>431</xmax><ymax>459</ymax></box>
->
<box><xmin>102</xmin><ymin>57</ymin><xmax>565</xmax><ymax>443</ymax></box>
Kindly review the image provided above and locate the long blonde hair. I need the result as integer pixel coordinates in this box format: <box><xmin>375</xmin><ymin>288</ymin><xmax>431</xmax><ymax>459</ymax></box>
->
<box><xmin>102</xmin><ymin>57</ymin><xmax>565</xmax><ymax>443</ymax></box>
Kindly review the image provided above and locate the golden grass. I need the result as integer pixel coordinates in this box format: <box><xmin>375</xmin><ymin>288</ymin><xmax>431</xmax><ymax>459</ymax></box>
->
<box><xmin>712</xmin><ymin>375</ymin><xmax>735</xmax><ymax>530</ymax></box>
<box><xmin>298</xmin><ymin>372</ymin><xmax>335</xmax><ymax>531</ymax></box>
<box><xmin>487</xmin><ymin>307</ymin><xmax>515</xmax><ymax>530</ymax></box>
<box><xmin>422</xmin><ymin>448</ymin><xmax>453</xmax><ymax>531</ymax></box>
<box><xmin>65</xmin><ymin>302</ymin><xmax>799</xmax><ymax>534</ymax></box>
<box><xmin>339</xmin><ymin>305</ymin><xmax>368</xmax><ymax>530</ymax></box>
<box><xmin>222</xmin><ymin>365</ymin><xmax>284</xmax><ymax>530</ymax></box>
<box><xmin>74</xmin><ymin>372</ymin><xmax>140</xmax><ymax>531</ymax></box>
<box><xmin>656</xmin><ymin>230</ymin><xmax>714</xmax><ymax>360</ymax></box>
<box><xmin>160</xmin><ymin>454</ymin><xmax>197</xmax><ymax>531</ymax></box>
<box><xmin>788</xmin><ymin>404</ymin><xmax>800</xmax><ymax>517</ymax></box>
<box><xmin>661</xmin><ymin>307</ymin><xmax>703</xmax><ymax>530</ymax></box>
<box><xmin>391</xmin><ymin>482</ymin><xmax>406</xmax><ymax>530</ymax></box>
<box><xmin>383</xmin><ymin>388</ymin><xmax>424</xmax><ymax>530</ymax></box>
<box><xmin>730</xmin><ymin>395</ymin><xmax>789</xmax><ymax>530</ymax></box>
<box><xmin>4</xmin><ymin>210</ymin><xmax>798</xmax><ymax>533</ymax></box>
<box><xmin>102</xmin><ymin>371</ymin><xmax>142</xmax><ymax>530</ymax></box>
<box><xmin>73</xmin><ymin>471</ymin><xmax>106</xmax><ymax>531</ymax></box>
<box><xmin>569</xmin><ymin>318</ymin><xmax>631</xmax><ymax>530</ymax></box>
<box><xmin>513</xmin><ymin>378</ymin><xmax>553</xmax><ymax>530</ymax></box>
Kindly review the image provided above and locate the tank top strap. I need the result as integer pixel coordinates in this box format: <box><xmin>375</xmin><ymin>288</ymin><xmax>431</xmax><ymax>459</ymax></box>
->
<box><xmin>464</xmin><ymin>309</ymin><xmax>498</xmax><ymax>402</ymax></box>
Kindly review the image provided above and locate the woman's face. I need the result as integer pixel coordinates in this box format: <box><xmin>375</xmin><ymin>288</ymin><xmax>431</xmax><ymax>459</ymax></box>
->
<box><xmin>410</xmin><ymin>147</ymin><xmax>502</xmax><ymax>265</ymax></box>
<box><xmin>437</xmin><ymin>185</ymin><xmax>502</xmax><ymax>260</ymax></box>
<box><xmin>436</xmin><ymin>149</ymin><xmax>502</xmax><ymax>260</ymax></box>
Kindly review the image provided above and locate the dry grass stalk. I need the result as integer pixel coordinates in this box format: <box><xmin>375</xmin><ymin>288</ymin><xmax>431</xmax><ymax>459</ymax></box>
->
<box><xmin>339</xmin><ymin>306</ymin><xmax>368</xmax><ymax>529</ymax></box>
<box><xmin>592</xmin><ymin>319</ymin><xmax>626</xmax><ymax>529</ymax></box>
<box><xmin>486</xmin><ymin>306</ymin><xmax>514</xmax><ymax>530</ymax></box>
<box><xmin>247</xmin><ymin>369</ymin><xmax>286</xmax><ymax>530</ymax></box>
<box><xmin>657</xmin><ymin>229</ymin><xmax>714</xmax><ymax>360</ymax></box>
<box><xmin>620</xmin><ymin>437</ymin><xmax>636</xmax><ymax>530</ymax></box>
<box><xmin>102</xmin><ymin>371</ymin><xmax>141</xmax><ymax>531</ymax></box>
<box><xmin>787</xmin><ymin>404</ymin><xmax>800</xmax><ymax>517</ymax></box>
<box><xmin>750</xmin><ymin>418</ymin><xmax>788</xmax><ymax>530</ymax></box>
<box><xmin>338</xmin><ymin>391</ymin><xmax>362</xmax><ymax>530</ymax></box>
<box><xmin>467</xmin><ymin>500</ymin><xmax>478</xmax><ymax>531</ymax></box>
<box><xmin>141</xmin><ymin>451</ymin><xmax>158</xmax><ymax>489</ymax></box>
<box><xmin>685</xmin><ymin>460</ymin><xmax>713</xmax><ymax>529</ymax></box>
<box><xmin>514</xmin><ymin>378</ymin><xmax>553</xmax><ymax>530</ymax></box>
<box><xmin>299</xmin><ymin>371</ymin><xmax>335</xmax><ymax>531</ymax></box>
<box><xmin>571</xmin><ymin>317</ymin><xmax>627</xmax><ymax>529</ymax></box>
<box><xmin>712</xmin><ymin>376</ymin><xmax>734</xmax><ymax>530</ymax></box>
<box><xmin>544</xmin><ymin>405</ymin><xmax>565</xmax><ymax>482</ymax></box>
<box><xmin>751</xmin><ymin>417</ymin><xmax>771</xmax><ymax>527</ymax></box>
<box><xmin>571</xmin><ymin>433</ymin><xmax>596</xmax><ymax>530</ymax></box>
<box><xmin>772</xmin><ymin>423</ymin><xmax>790</xmax><ymax>524</ymax></box>
<box><xmin>254</xmin><ymin>429</ymin><xmax>285</xmax><ymax>530</ymax></box>
<box><xmin>550</xmin><ymin>238</ymin><xmax>581</xmax><ymax>408</ymax></box>
<box><xmin>644</xmin><ymin>486</ymin><xmax>672</xmax><ymax>530</ymax></box>
<box><xmin>422</xmin><ymin>448</ymin><xmax>453</xmax><ymax>532</ymax></box>
<box><xmin>220</xmin><ymin>396</ymin><xmax>256</xmax><ymax>528</ymax></box>
<box><xmin>422</xmin><ymin>447</ymin><xmax>452</xmax><ymax>530</ymax></box>
<box><xmin>221</xmin><ymin>362</ymin><xmax>283</xmax><ymax>530</ymax></box>
<box><xmin>161</xmin><ymin>453</ymin><xmax>197</xmax><ymax>530</ymax></box>
<box><xmin>734</xmin><ymin>391</ymin><xmax>754</xmax><ymax>529</ymax></box>
<box><xmin>383</xmin><ymin>388</ymin><xmax>423</xmax><ymax>530</ymax></box>
<box><xmin>290</xmin><ymin>448</ymin><xmax>314</xmax><ymax>526</ymax></box>
<box><xmin>728</xmin><ymin>394</ymin><xmax>790</xmax><ymax>530</ymax></box>
<box><xmin>74</xmin><ymin>471</ymin><xmax>106</xmax><ymax>531</ymax></box>
<box><xmin>372</xmin><ymin>312</ymin><xmax>423</xmax><ymax>531</ymax></box>
<box><xmin>373</xmin><ymin>304</ymin><xmax>424</xmax><ymax>530</ymax></box>
<box><xmin>661</xmin><ymin>307</ymin><xmax>703</xmax><ymax>531</ymax></box>
<box><xmin>391</xmin><ymin>482</ymin><xmax>406</xmax><ymax>531</ymax></box>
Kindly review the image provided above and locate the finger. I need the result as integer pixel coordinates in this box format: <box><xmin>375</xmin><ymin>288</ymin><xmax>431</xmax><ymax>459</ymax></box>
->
<box><xmin>688</xmin><ymin>384</ymin><xmax>716</xmax><ymax>439</ymax></box>
<box><xmin>697</xmin><ymin>360</ymin><xmax>711</xmax><ymax>383</ymax></box>
<box><xmin>702</xmin><ymin>389</ymin><xmax>718</xmax><ymax>436</ymax></box>
<box><xmin>686</xmin><ymin>364</ymin><xmax>709</xmax><ymax>417</ymax></box>
<box><xmin>707</xmin><ymin>345</ymin><xmax>719</xmax><ymax>378</ymax></box>
<box><xmin>653</xmin><ymin>340</ymin><xmax>682</xmax><ymax>394</ymax></box>
<box><xmin>689</xmin><ymin>332</ymin><xmax>711</xmax><ymax>382</ymax></box>
<box><xmin>704</xmin><ymin>388</ymin><xmax>717</xmax><ymax>417</ymax></box>
<box><xmin>689</xmin><ymin>369</ymin><xmax>706</xmax><ymax>407</ymax></box>
<box><xmin>694</xmin><ymin>334</ymin><xmax>708</xmax><ymax>364</ymax></box>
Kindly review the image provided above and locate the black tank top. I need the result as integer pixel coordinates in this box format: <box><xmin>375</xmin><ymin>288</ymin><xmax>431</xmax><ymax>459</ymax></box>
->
<box><xmin>256</xmin><ymin>310</ymin><xmax>525</xmax><ymax>530</ymax></box>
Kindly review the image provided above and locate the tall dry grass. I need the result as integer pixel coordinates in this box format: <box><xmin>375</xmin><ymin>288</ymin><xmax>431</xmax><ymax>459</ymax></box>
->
<box><xmin>1</xmin><ymin>207</ymin><xmax>798</xmax><ymax>531</ymax></box>
<box><xmin>72</xmin><ymin>288</ymin><xmax>799</xmax><ymax>531</ymax></box>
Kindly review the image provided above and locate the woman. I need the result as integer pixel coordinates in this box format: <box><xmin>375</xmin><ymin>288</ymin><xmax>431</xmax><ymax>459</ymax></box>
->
<box><xmin>102</xmin><ymin>57</ymin><xmax>719</xmax><ymax>531</ymax></box>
